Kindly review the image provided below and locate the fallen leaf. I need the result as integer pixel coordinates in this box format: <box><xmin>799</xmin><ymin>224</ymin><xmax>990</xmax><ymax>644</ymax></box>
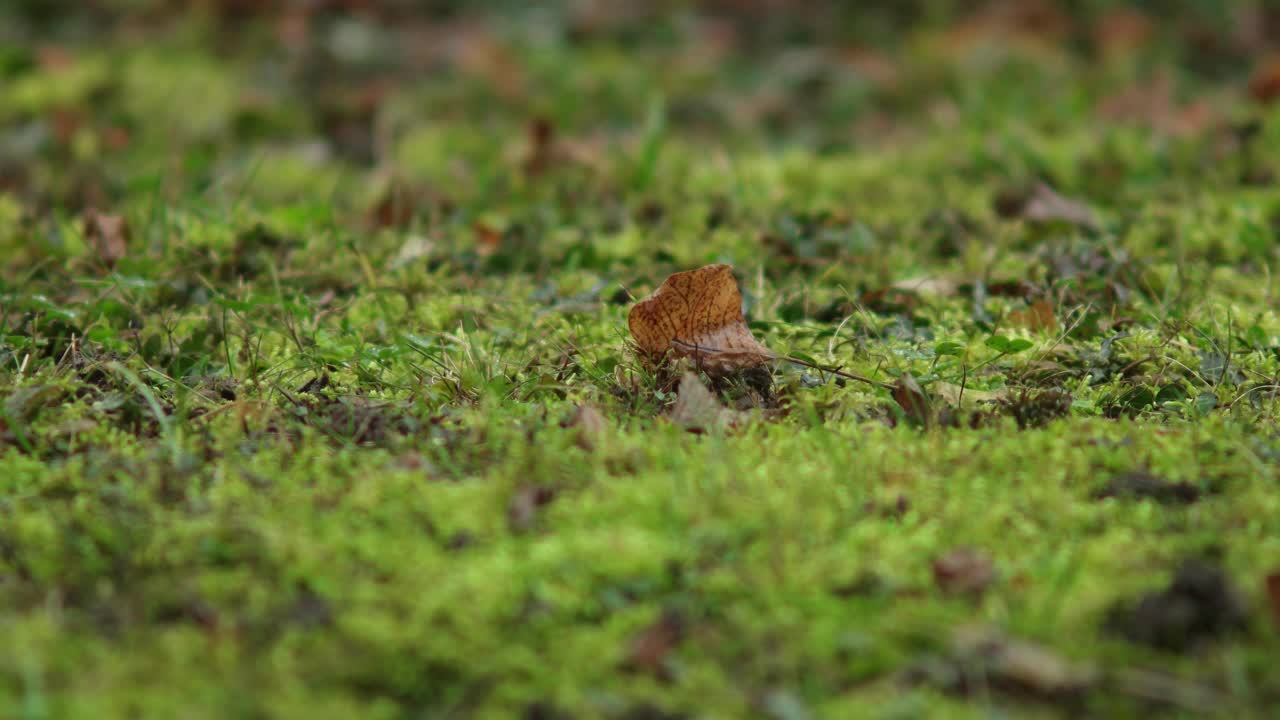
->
<box><xmin>951</xmin><ymin>626</ymin><xmax>1097</xmax><ymax>700</ymax></box>
<box><xmin>1093</xmin><ymin>8</ymin><xmax>1152</xmax><ymax>57</ymax></box>
<box><xmin>624</xmin><ymin>608</ymin><xmax>685</xmax><ymax>677</ymax></box>
<box><xmin>1113</xmin><ymin>668</ymin><xmax>1222</xmax><ymax>714</ymax></box>
<box><xmin>931</xmin><ymin>381</ymin><xmax>1005</xmax><ymax>406</ymax></box>
<box><xmin>1249</xmin><ymin>56</ymin><xmax>1280</xmax><ymax>104</ymax></box>
<box><xmin>1098</xmin><ymin>71</ymin><xmax>1214</xmax><ymax>137</ymax></box>
<box><xmin>891</xmin><ymin>275</ymin><xmax>960</xmax><ymax>297</ymax></box>
<box><xmin>391</xmin><ymin>235</ymin><xmax>435</xmax><ymax>269</ymax></box>
<box><xmin>83</xmin><ymin>209</ymin><xmax>129</xmax><ymax>267</ymax></box>
<box><xmin>523</xmin><ymin>117</ymin><xmax>555</xmax><ymax>176</ymax></box>
<box><xmin>561</xmin><ymin>404</ymin><xmax>607</xmax><ymax>451</ymax></box>
<box><xmin>933</xmin><ymin>548</ymin><xmax>997</xmax><ymax>596</ymax></box>
<box><xmin>1008</xmin><ymin>299</ymin><xmax>1058</xmax><ymax>332</ymax></box>
<box><xmin>668</xmin><ymin>372</ymin><xmax>748</xmax><ymax>434</ymax></box>
<box><xmin>1265</xmin><ymin>571</ymin><xmax>1280</xmax><ymax>628</ymax></box>
<box><xmin>904</xmin><ymin>625</ymin><xmax>1097</xmax><ymax>703</ymax></box>
<box><xmin>473</xmin><ymin>222</ymin><xmax>503</xmax><ymax>258</ymax></box>
<box><xmin>995</xmin><ymin>183</ymin><xmax>1099</xmax><ymax>230</ymax></box>
<box><xmin>628</xmin><ymin>264</ymin><xmax>775</xmax><ymax>372</ymax></box>
<box><xmin>891</xmin><ymin>373</ymin><xmax>932</xmax><ymax>427</ymax></box>
<box><xmin>507</xmin><ymin>485</ymin><xmax>557</xmax><ymax>533</ymax></box>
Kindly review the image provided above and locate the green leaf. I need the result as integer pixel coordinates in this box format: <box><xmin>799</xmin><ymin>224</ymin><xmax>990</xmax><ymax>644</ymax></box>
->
<box><xmin>985</xmin><ymin>336</ymin><xmax>1011</xmax><ymax>352</ymax></box>
<box><xmin>934</xmin><ymin>341</ymin><xmax>965</xmax><ymax>357</ymax></box>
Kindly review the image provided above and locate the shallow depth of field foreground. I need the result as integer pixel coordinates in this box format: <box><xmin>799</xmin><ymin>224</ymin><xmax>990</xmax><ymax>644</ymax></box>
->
<box><xmin>2</xmin><ymin>2</ymin><xmax>1280</xmax><ymax>718</ymax></box>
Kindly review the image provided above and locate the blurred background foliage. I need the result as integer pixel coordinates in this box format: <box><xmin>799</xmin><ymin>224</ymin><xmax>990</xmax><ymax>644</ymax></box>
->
<box><xmin>1</xmin><ymin>0</ymin><xmax>1278</xmax><ymax>212</ymax></box>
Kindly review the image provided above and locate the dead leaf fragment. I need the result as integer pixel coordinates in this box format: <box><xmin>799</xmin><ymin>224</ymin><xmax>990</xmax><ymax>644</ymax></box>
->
<box><xmin>1265</xmin><ymin>570</ymin><xmax>1280</xmax><ymax>628</ymax></box>
<box><xmin>951</xmin><ymin>626</ymin><xmax>1097</xmax><ymax>700</ymax></box>
<box><xmin>561</xmin><ymin>404</ymin><xmax>607</xmax><ymax>451</ymax></box>
<box><xmin>1093</xmin><ymin>8</ymin><xmax>1152</xmax><ymax>57</ymax></box>
<box><xmin>473</xmin><ymin>222</ymin><xmax>503</xmax><ymax>258</ymax></box>
<box><xmin>507</xmin><ymin>485</ymin><xmax>557</xmax><ymax>533</ymax></box>
<box><xmin>668</xmin><ymin>372</ymin><xmax>748</xmax><ymax>434</ymax></box>
<box><xmin>1249</xmin><ymin>56</ymin><xmax>1280</xmax><ymax>104</ymax></box>
<box><xmin>628</xmin><ymin>264</ymin><xmax>775</xmax><ymax>372</ymax></box>
<box><xmin>932</xmin><ymin>381</ymin><xmax>1005</xmax><ymax>407</ymax></box>
<box><xmin>995</xmin><ymin>183</ymin><xmax>1099</xmax><ymax>230</ymax></box>
<box><xmin>624</xmin><ymin>608</ymin><xmax>685</xmax><ymax>677</ymax></box>
<box><xmin>933</xmin><ymin>548</ymin><xmax>997</xmax><ymax>596</ymax></box>
<box><xmin>905</xmin><ymin>625</ymin><xmax>1097</xmax><ymax>703</ymax></box>
<box><xmin>891</xmin><ymin>373</ymin><xmax>932</xmax><ymax>427</ymax></box>
<box><xmin>1008</xmin><ymin>299</ymin><xmax>1058</xmax><ymax>332</ymax></box>
<box><xmin>83</xmin><ymin>209</ymin><xmax>129</xmax><ymax>267</ymax></box>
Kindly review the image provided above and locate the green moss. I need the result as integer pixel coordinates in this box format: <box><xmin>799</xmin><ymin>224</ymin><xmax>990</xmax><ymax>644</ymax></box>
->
<box><xmin>3</xmin><ymin>3</ymin><xmax>1280</xmax><ymax>717</ymax></box>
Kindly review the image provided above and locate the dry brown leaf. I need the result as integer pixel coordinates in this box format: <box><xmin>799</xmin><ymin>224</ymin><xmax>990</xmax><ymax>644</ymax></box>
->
<box><xmin>507</xmin><ymin>485</ymin><xmax>557</xmax><ymax>533</ymax></box>
<box><xmin>1266</xmin><ymin>570</ymin><xmax>1280</xmax><ymax>628</ymax></box>
<box><xmin>1093</xmin><ymin>8</ymin><xmax>1152</xmax><ymax>57</ymax></box>
<box><xmin>668</xmin><ymin>372</ymin><xmax>748</xmax><ymax>434</ymax></box>
<box><xmin>1250</xmin><ymin>56</ymin><xmax>1280</xmax><ymax>104</ymax></box>
<box><xmin>83</xmin><ymin>209</ymin><xmax>129</xmax><ymax>267</ymax></box>
<box><xmin>628</xmin><ymin>264</ymin><xmax>775</xmax><ymax>372</ymax></box>
<box><xmin>995</xmin><ymin>183</ymin><xmax>1099</xmax><ymax>230</ymax></box>
<box><xmin>892</xmin><ymin>373</ymin><xmax>932</xmax><ymax>427</ymax></box>
<box><xmin>1098</xmin><ymin>71</ymin><xmax>1215</xmax><ymax>137</ymax></box>
<box><xmin>950</xmin><ymin>626</ymin><xmax>1097</xmax><ymax>700</ymax></box>
<box><xmin>473</xmin><ymin>222</ymin><xmax>503</xmax><ymax>258</ymax></box>
<box><xmin>623</xmin><ymin>608</ymin><xmax>685</xmax><ymax>677</ymax></box>
<box><xmin>561</xmin><ymin>404</ymin><xmax>607</xmax><ymax>451</ymax></box>
<box><xmin>933</xmin><ymin>548</ymin><xmax>997</xmax><ymax>596</ymax></box>
<box><xmin>1008</xmin><ymin>299</ymin><xmax>1058</xmax><ymax>332</ymax></box>
<box><xmin>932</xmin><ymin>382</ymin><xmax>1005</xmax><ymax>406</ymax></box>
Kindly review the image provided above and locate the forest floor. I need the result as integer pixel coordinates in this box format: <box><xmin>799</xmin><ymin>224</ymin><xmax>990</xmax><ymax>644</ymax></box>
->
<box><xmin>2</xmin><ymin>3</ymin><xmax>1280</xmax><ymax>718</ymax></box>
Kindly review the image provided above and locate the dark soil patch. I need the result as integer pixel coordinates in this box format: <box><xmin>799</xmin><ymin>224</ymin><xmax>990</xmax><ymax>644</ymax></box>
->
<box><xmin>1093</xmin><ymin>471</ymin><xmax>1202</xmax><ymax>504</ymax></box>
<box><xmin>1107</xmin><ymin>558</ymin><xmax>1249</xmax><ymax>651</ymax></box>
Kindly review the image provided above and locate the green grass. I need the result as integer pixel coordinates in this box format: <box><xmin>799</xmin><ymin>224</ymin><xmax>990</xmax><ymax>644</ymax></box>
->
<box><xmin>3</xmin><ymin>3</ymin><xmax>1280</xmax><ymax>718</ymax></box>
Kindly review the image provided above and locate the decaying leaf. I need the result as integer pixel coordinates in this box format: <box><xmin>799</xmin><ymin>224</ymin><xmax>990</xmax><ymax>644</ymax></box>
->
<box><xmin>1008</xmin><ymin>299</ymin><xmax>1058</xmax><ymax>332</ymax></box>
<box><xmin>623</xmin><ymin>607</ymin><xmax>685</xmax><ymax>677</ymax></box>
<box><xmin>561</xmin><ymin>403</ymin><xmax>607</xmax><ymax>451</ymax></box>
<box><xmin>629</xmin><ymin>265</ymin><xmax>891</xmax><ymax>391</ymax></box>
<box><xmin>628</xmin><ymin>264</ymin><xmax>776</xmax><ymax>372</ymax></box>
<box><xmin>995</xmin><ymin>183</ymin><xmax>1100</xmax><ymax>230</ymax></box>
<box><xmin>668</xmin><ymin>372</ymin><xmax>748</xmax><ymax>433</ymax></box>
<box><xmin>83</xmin><ymin>209</ymin><xmax>129</xmax><ymax>267</ymax></box>
<box><xmin>520</xmin><ymin>116</ymin><xmax>605</xmax><ymax>178</ymax></box>
<box><xmin>933</xmin><ymin>548</ymin><xmax>997</xmax><ymax>596</ymax></box>
<box><xmin>1265</xmin><ymin>570</ymin><xmax>1280</xmax><ymax>628</ymax></box>
<box><xmin>932</xmin><ymin>381</ymin><xmax>1005</xmax><ymax>406</ymax></box>
<box><xmin>904</xmin><ymin>625</ymin><xmax>1097</xmax><ymax>704</ymax></box>
<box><xmin>1249</xmin><ymin>56</ymin><xmax>1280</xmax><ymax>104</ymax></box>
<box><xmin>473</xmin><ymin>222</ymin><xmax>503</xmax><ymax>258</ymax></box>
<box><xmin>507</xmin><ymin>485</ymin><xmax>557</xmax><ymax>533</ymax></box>
<box><xmin>891</xmin><ymin>373</ymin><xmax>932</xmax><ymax>427</ymax></box>
<box><xmin>950</xmin><ymin>626</ymin><xmax>1097</xmax><ymax>700</ymax></box>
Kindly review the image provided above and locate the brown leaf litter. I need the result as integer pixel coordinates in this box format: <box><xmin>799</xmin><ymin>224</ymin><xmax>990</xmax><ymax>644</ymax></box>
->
<box><xmin>83</xmin><ymin>209</ymin><xmax>129</xmax><ymax>267</ymax></box>
<box><xmin>628</xmin><ymin>264</ymin><xmax>776</xmax><ymax>372</ymax></box>
<box><xmin>629</xmin><ymin>264</ymin><xmax>889</xmax><ymax>389</ymax></box>
<box><xmin>667</xmin><ymin>372</ymin><xmax>752</xmax><ymax>434</ymax></box>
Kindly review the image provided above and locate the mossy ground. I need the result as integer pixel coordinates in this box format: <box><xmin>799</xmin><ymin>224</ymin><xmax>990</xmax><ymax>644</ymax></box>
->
<box><xmin>3</xmin><ymin>3</ymin><xmax>1280</xmax><ymax>718</ymax></box>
